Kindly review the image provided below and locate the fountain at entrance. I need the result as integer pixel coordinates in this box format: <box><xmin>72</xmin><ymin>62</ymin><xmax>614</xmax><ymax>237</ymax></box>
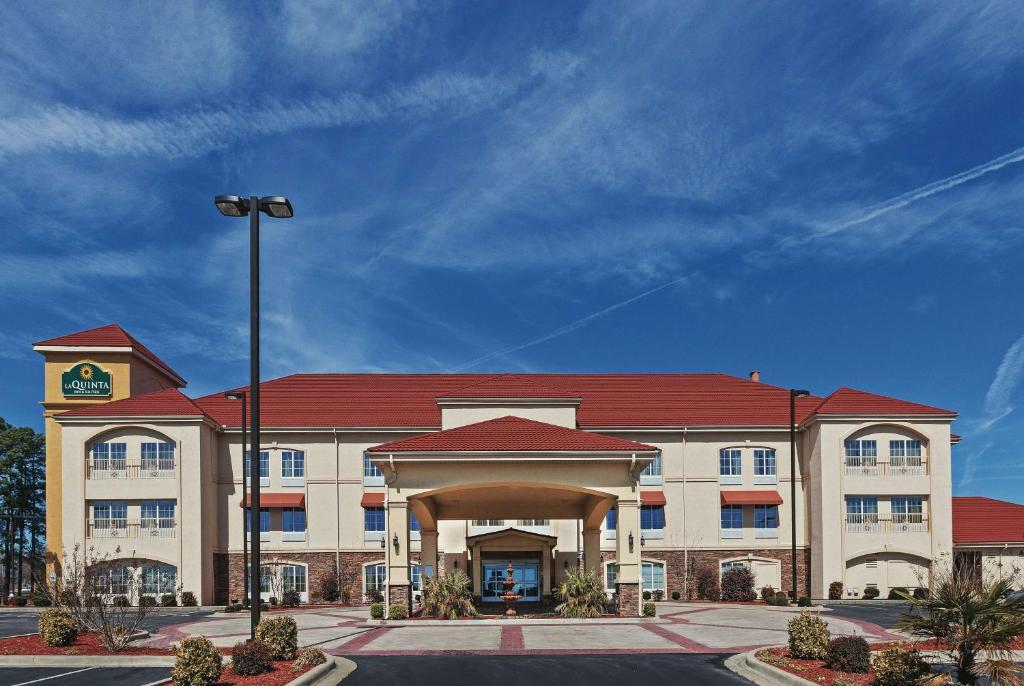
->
<box><xmin>500</xmin><ymin>561</ymin><xmax>521</xmax><ymax>616</ymax></box>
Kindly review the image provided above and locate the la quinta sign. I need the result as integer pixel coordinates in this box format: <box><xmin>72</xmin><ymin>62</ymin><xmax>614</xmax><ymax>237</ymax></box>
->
<box><xmin>62</xmin><ymin>362</ymin><xmax>112</xmax><ymax>398</ymax></box>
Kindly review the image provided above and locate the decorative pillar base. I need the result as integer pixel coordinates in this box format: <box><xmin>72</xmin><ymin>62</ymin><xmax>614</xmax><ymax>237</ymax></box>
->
<box><xmin>617</xmin><ymin>582</ymin><xmax>640</xmax><ymax>616</ymax></box>
<box><xmin>387</xmin><ymin>584</ymin><xmax>410</xmax><ymax>609</ymax></box>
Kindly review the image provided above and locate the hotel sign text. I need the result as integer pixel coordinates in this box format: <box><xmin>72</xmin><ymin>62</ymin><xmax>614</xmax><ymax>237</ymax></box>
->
<box><xmin>62</xmin><ymin>362</ymin><xmax>112</xmax><ymax>397</ymax></box>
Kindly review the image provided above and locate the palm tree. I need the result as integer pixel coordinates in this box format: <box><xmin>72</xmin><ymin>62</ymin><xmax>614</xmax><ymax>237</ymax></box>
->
<box><xmin>555</xmin><ymin>569</ymin><xmax>607</xmax><ymax>618</ymax></box>
<box><xmin>422</xmin><ymin>570</ymin><xmax>477</xmax><ymax>620</ymax></box>
<box><xmin>895</xmin><ymin>566</ymin><xmax>1024</xmax><ymax>685</ymax></box>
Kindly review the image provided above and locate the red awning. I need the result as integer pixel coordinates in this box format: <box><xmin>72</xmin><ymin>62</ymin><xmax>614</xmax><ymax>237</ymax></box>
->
<box><xmin>719</xmin><ymin>490</ymin><xmax>783</xmax><ymax>506</ymax></box>
<box><xmin>360</xmin><ymin>492</ymin><xmax>385</xmax><ymax>508</ymax></box>
<box><xmin>640</xmin><ymin>491</ymin><xmax>667</xmax><ymax>506</ymax></box>
<box><xmin>239</xmin><ymin>493</ymin><xmax>304</xmax><ymax>508</ymax></box>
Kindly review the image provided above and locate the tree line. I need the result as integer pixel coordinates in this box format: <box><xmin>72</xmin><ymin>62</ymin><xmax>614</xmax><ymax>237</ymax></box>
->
<box><xmin>0</xmin><ymin>417</ymin><xmax>45</xmax><ymax>598</ymax></box>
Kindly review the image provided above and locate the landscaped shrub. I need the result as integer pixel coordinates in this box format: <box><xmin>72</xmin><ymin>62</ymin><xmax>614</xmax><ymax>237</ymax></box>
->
<box><xmin>387</xmin><ymin>603</ymin><xmax>408</xmax><ymax>620</ymax></box>
<box><xmin>871</xmin><ymin>646</ymin><xmax>930</xmax><ymax>686</ymax></box>
<box><xmin>862</xmin><ymin>586</ymin><xmax>880</xmax><ymax>599</ymax></box>
<box><xmin>365</xmin><ymin>588</ymin><xmax>384</xmax><ymax>604</ymax></box>
<box><xmin>761</xmin><ymin>585</ymin><xmax>776</xmax><ymax>601</ymax></box>
<box><xmin>30</xmin><ymin>593</ymin><xmax>52</xmax><ymax>607</ymax></box>
<box><xmin>231</xmin><ymin>639</ymin><xmax>272</xmax><ymax>676</ymax></box>
<box><xmin>139</xmin><ymin>596</ymin><xmax>157</xmax><ymax>608</ymax></box>
<box><xmin>181</xmin><ymin>591</ymin><xmax>198</xmax><ymax>607</ymax></box>
<box><xmin>555</xmin><ymin>569</ymin><xmax>607</xmax><ymax>618</ymax></box>
<box><xmin>695</xmin><ymin>564</ymin><xmax>719</xmax><ymax>600</ymax></box>
<box><xmin>642</xmin><ymin>590</ymin><xmax>652</xmax><ymax>601</ymax></box>
<box><xmin>293</xmin><ymin>646</ymin><xmax>327</xmax><ymax>672</ymax></box>
<box><xmin>281</xmin><ymin>589</ymin><xmax>301</xmax><ymax>608</ymax></box>
<box><xmin>671</xmin><ymin>591</ymin><xmax>680</xmax><ymax>601</ymax></box>
<box><xmin>12</xmin><ymin>596</ymin><xmax>27</xmax><ymax>607</ymax></box>
<box><xmin>255</xmin><ymin>615</ymin><xmax>298</xmax><ymax>660</ymax></box>
<box><xmin>766</xmin><ymin>594</ymin><xmax>789</xmax><ymax>606</ymax></box>
<box><xmin>112</xmin><ymin>595</ymin><xmax>130</xmax><ymax>607</ymax></box>
<box><xmin>887</xmin><ymin>587</ymin><xmax>908</xmax><ymax>600</ymax></box>
<box><xmin>38</xmin><ymin>608</ymin><xmax>78</xmax><ymax>647</ymax></box>
<box><xmin>824</xmin><ymin>636</ymin><xmax>871</xmax><ymax>673</ymax></box>
<box><xmin>161</xmin><ymin>593</ymin><xmax>177</xmax><ymax>607</ymax></box>
<box><xmin>172</xmin><ymin>636</ymin><xmax>223</xmax><ymax>686</ymax></box>
<box><xmin>320</xmin><ymin>570</ymin><xmax>340</xmax><ymax>603</ymax></box>
<box><xmin>370</xmin><ymin>602</ymin><xmax>385</xmax><ymax>619</ymax></box>
<box><xmin>224</xmin><ymin>604</ymin><xmax>243</xmax><ymax>613</ymax></box>
<box><xmin>720</xmin><ymin>566</ymin><xmax>757</xmax><ymax>602</ymax></box>
<box><xmin>787</xmin><ymin>612</ymin><xmax>830</xmax><ymax>659</ymax></box>
<box><xmin>653</xmin><ymin>589</ymin><xmax>664</xmax><ymax>601</ymax></box>
<box><xmin>912</xmin><ymin>587</ymin><xmax>928</xmax><ymax>600</ymax></box>
<box><xmin>797</xmin><ymin>596</ymin><xmax>812</xmax><ymax>607</ymax></box>
<box><xmin>828</xmin><ymin>581</ymin><xmax>843</xmax><ymax>600</ymax></box>
<box><xmin>642</xmin><ymin>602</ymin><xmax>656</xmax><ymax>617</ymax></box>
<box><xmin>268</xmin><ymin>596</ymin><xmax>278</xmax><ymax>606</ymax></box>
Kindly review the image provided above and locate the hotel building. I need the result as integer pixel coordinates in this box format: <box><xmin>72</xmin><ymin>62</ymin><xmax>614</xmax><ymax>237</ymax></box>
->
<box><xmin>35</xmin><ymin>324</ymin><xmax>958</xmax><ymax>613</ymax></box>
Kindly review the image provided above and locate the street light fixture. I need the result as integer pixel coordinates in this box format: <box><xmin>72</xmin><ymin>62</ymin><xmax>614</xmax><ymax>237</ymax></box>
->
<box><xmin>224</xmin><ymin>391</ymin><xmax>248</xmax><ymax>608</ymax></box>
<box><xmin>215</xmin><ymin>194</ymin><xmax>294</xmax><ymax>638</ymax></box>
<box><xmin>789</xmin><ymin>388</ymin><xmax>811</xmax><ymax>602</ymax></box>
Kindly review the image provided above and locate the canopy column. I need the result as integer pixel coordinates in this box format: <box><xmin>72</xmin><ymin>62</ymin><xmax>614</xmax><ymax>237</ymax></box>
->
<box><xmin>583</xmin><ymin>528</ymin><xmax>602</xmax><ymax>574</ymax></box>
<box><xmin>615</xmin><ymin>499</ymin><xmax>642</xmax><ymax>616</ymax></box>
<box><xmin>420</xmin><ymin>529</ymin><xmax>439</xmax><ymax>581</ymax></box>
<box><xmin>386</xmin><ymin>498</ymin><xmax>411</xmax><ymax>608</ymax></box>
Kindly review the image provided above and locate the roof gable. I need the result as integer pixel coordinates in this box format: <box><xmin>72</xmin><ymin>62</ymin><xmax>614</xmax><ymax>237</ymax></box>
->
<box><xmin>58</xmin><ymin>388</ymin><xmax>209</xmax><ymax>420</ymax></box>
<box><xmin>814</xmin><ymin>387</ymin><xmax>954</xmax><ymax>417</ymax></box>
<box><xmin>34</xmin><ymin>323</ymin><xmax>185</xmax><ymax>386</ymax></box>
<box><xmin>367</xmin><ymin>415</ymin><xmax>657</xmax><ymax>453</ymax></box>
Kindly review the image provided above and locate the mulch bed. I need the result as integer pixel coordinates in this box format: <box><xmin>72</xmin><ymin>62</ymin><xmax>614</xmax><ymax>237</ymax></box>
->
<box><xmin>209</xmin><ymin>661</ymin><xmax>312</xmax><ymax>686</ymax></box>
<box><xmin>0</xmin><ymin>632</ymin><xmax>170</xmax><ymax>656</ymax></box>
<box><xmin>757</xmin><ymin>647</ymin><xmax>874</xmax><ymax>685</ymax></box>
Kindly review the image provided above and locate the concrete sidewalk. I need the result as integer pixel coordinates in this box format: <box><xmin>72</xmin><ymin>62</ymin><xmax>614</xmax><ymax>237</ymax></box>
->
<box><xmin>139</xmin><ymin>602</ymin><xmax>900</xmax><ymax>657</ymax></box>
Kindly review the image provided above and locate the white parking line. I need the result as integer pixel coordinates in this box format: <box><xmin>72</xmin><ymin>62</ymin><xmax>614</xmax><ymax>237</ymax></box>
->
<box><xmin>10</xmin><ymin>667</ymin><xmax>95</xmax><ymax>686</ymax></box>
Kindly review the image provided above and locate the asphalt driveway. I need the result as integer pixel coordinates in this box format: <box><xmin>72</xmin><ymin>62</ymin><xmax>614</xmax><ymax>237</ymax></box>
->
<box><xmin>0</xmin><ymin>666</ymin><xmax>168</xmax><ymax>686</ymax></box>
<box><xmin>823</xmin><ymin>602</ymin><xmax>912</xmax><ymax>629</ymax></box>
<box><xmin>0</xmin><ymin>609</ymin><xmax>214</xmax><ymax>639</ymax></box>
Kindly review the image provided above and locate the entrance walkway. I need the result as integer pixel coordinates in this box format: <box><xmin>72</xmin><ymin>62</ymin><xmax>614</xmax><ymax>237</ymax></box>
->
<box><xmin>140</xmin><ymin>603</ymin><xmax>901</xmax><ymax>656</ymax></box>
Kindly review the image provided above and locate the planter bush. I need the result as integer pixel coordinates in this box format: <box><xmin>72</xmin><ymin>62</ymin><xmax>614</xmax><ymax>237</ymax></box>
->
<box><xmin>224</xmin><ymin>603</ymin><xmax>243</xmax><ymax>613</ymax></box>
<box><xmin>761</xmin><ymin>585</ymin><xmax>776</xmax><ymax>601</ymax></box>
<box><xmin>282</xmin><ymin>589</ymin><xmax>301</xmax><ymax>608</ymax></box>
<box><xmin>787</xmin><ymin>612</ymin><xmax>830</xmax><ymax>659</ymax></box>
<box><xmin>862</xmin><ymin>586</ymin><xmax>880</xmax><ymax>599</ymax></box>
<box><xmin>30</xmin><ymin>593</ymin><xmax>52</xmax><ymax>607</ymax></box>
<box><xmin>554</xmin><ymin>569</ymin><xmax>607</xmax><ymax>619</ymax></box>
<box><xmin>642</xmin><ymin>602</ymin><xmax>656</xmax><ymax>617</ymax></box>
<box><xmin>369</xmin><ymin>602</ymin><xmax>385</xmax><ymax>619</ymax></box>
<box><xmin>642</xmin><ymin>590</ymin><xmax>652</xmax><ymax>601</ymax></box>
<box><xmin>320</xmin><ymin>570</ymin><xmax>340</xmax><ymax>603</ymax></box>
<box><xmin>231</xmin><ymin>639</ymin><xmax>272</xmax><ymax>676</ymax></box>
<box><xmin>887</xmin><ymin>586</ymin><xmax>909</xmax><ymax>600</ymax></box>
<box><xmin>828</xmin><ymin>581</ymin><xmax>843</xmax><ymax>600</ymax></box>
<box><xmin>653</xmin><ymin>589</ymin><xmax>664</xmax><ymax>601</ymax></box>
<box><xmin>112</xmin><ymin>595</ymin><xmax>130</xmax><ymax>607</ymax></box>
<box><xmin>871</xmin><ymin>646</ymin><xmax>930</xmax><ymax>686</ymax></box>
<box><xmin>824</xmin><ymin>636</ymin><xmax>871</xmax><ymax>673</ymax></box>
<box><xmin>766</xmin><ymin>595</ymin><xmax>788</xmax><ymax>606</ymax></box>
<box><xmin>161</xmin><ymin>593</ymin><xmax>177</xmax><ymax>607</ymax></box>
<box><xmin>38</xmin><ymin>608</ymin><xmax>78</xmax><ymax>647</ymax></box>
<box><xmin>797</xmin><ymin>596</ymin><xmax>812</xmax><ymax>607</ymax></box>
<box><xmin>671</xmin><ymin>591</ymin><xmax>680</xmax><ymax>601</ymax></box>
<box><xmin>181</xmin><ymin>591</ymin><xmax>198</xmax><ymax>607</ymax></box>
<box><xmin>255</xmin><ymin>615</ymin><xmax>298</xmax><ymax>661</ymax></box>
<box><xmin>268</xmin><ymin>596</ymin><xmax>278</xmax><ymax>606</ymax></box>
<box><xmin>720</xmin><ymin>566</ymin><xmax>756</xmax><ymax>602</ymax></box>
<box><xmin>387</xmin><ymin>603</ymin><xmax>408</xmax><ymax>620</ymax></box>
<box><xmin>139</xmin><ymin>596</ymin><xmax>157</xmax><ymax>608</ymax></box>
<box><xmin>172</xmin><ymin>636</ymin><xmax>223</xmax><ymax>686</ymax></box>
<box><xmin>293</xmin><ymin>646</ymin><xmax>327</xmax><ymax>671</ymax></box>
<box><xmin>912</xmin><ymin>587</ymin><xmax>927</xmax><ymax>600</ymax></box>
<box><xmin>365</xmin><ymin>588</ymin><xmax>384</xmax><ymax>604</ymax></box>
<box><xmin>695</xmin><ymin>564</ymin><xmax>719</xmax><ymax>600</ymax></box>
<box><xmin>13</xmin><ymin>596</ymin><xmax>27</xmax><ymax>607</ymax></box>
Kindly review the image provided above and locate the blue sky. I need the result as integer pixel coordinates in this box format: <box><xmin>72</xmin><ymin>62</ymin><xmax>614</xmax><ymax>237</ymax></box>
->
<box><xmin>2</xmin><ymin>1</ymin><xmax>1023</xmax><ymax>500</ymax></box>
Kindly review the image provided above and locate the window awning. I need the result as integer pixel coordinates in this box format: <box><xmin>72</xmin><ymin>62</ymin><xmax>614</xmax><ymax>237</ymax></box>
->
<box><xmin>719</xmin><ymin>490</ymin><xmax>783</xmax><ymax>506</ymax></box>
<box><xmin>360</xmin><ymin>492</ymin><xmax>385</xmax><ymax>508</ymax></box>
<box><xmin>239</xmin><ymin>493</ymin><xmax>305</xmax><ymax>508</ymax></box>
<box><xmin>640</xmin><ymin>491</ymin><xmax>667</xmax><ymax>506</ymax></box>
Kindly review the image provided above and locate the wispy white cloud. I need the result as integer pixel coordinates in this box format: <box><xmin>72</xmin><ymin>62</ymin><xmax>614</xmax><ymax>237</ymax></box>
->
<box><xmin>976</xmin><ymin>334</ymin><xmax>1024</xmax><ymax>433</ymax></box>
<box><xmin>957</xmin><ymin>441</ymin><xmax>993</xmax><ymax>490</ymax></box>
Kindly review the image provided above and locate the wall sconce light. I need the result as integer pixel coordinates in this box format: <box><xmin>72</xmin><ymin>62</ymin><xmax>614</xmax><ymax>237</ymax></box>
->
<box><xmin>640</xmin><ymin>534</ymin><xmax>646</xmax><ymax>548</ymax></box>
<box><xmin>564</xmin><ymin>559</ymin><xmax>569</xmax><ymax>569</ymax></box>
<box><xmin>454</xmin><ymin>559</ymin><xmax>459</xmax><ymax>569</ymax></box>
<box><xmin>392</xmin><ymin>533</ymin><xmax>400</xmax><ymax>554</ymax></box>
<box><xmin>628</xmin><ymin>532</ymin><xmax>634</xmax><ymax>553</ymax></box>
<box><xmin>380</xmin><ymin>536</ymin><xmax>385</xmax><ymax>549</ymax></box>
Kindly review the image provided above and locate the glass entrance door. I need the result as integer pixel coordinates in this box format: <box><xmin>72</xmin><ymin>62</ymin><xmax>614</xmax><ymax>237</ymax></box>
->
<box><xmin>482</xmin><ymin>562</ymin><xmax>541</xmax><ymax>601</ymax></box>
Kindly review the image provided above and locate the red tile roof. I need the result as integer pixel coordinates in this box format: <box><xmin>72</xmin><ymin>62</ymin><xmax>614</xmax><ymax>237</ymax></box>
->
<box><xmin>59</xmin><ymin>388</ymin><xmax>209</xmax><ymax>419</ymax></box>
<box><xmin>240</xmin><ymin>493</ymin><xmax>305</xmax><ymax>508</ymax></box>
<box><xmin>814</xmin><ymin>387</ymin><xmax>954</xmax><ymax>417</ymax></box>
<box><xmin>720</xmin><ymin>490</ymin><xmax>784</xmax><ymax>506</ymax></box>
<box><xmin>953</xmin><ymin>496</ymin><xmax>1024</xmax><ymax>544</ymax></box>
<box><xmin>34</xmin><ymin>324</ymin><xmax>185</xmax><ymax>386</ymax></box>
<box><xmin>366</xmin><ymin>416</ymin><xmax>657</xmax><ymax>453</ymax></box>
<box><xmin>640</xmin><ymin>491</ymin><xmax>667</xmax><ymax>506</ymax></box>
<box><xmin>439</xmin><ymin>374</ymin><xmax>579</xmax><ymax>400</ymax></box>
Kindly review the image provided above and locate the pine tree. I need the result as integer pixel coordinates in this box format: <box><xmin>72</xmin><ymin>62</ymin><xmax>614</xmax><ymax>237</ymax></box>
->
<box><xmin>0</xmin><ymin>418</ymin><xmax>46</xmax><ymax>597</ymax></box>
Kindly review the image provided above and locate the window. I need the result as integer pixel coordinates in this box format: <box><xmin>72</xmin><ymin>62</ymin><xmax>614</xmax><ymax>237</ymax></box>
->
<box><xmin>283</xmin><ymin>508</ymin><xmax>306</xmax><ymax>541</ymax></box>
<box><xmin>363</xmin><ymin>453</ymin><xmax>384</xmax><ymax>483</ymax></box>
<box><xmin>92</xmin><ymin>501</ymin><xmax>127</xmax><ymax>531</ymax></box>
<box><xmin>755</xmin><ymin>504</ymin><xmax>779</xmax><ymax>537</ymax></box>
<box><xmin>281</xmin><ymin>451</ymin><xmax>305</xmax><ymax>481</ymax></box>
<box><xmin>721</xmin><ymin>560</ymin><xmax>749</xmax><ymax>574</ymax></box>
<box><xmin>517</xmin><ymin>519</ymin><xmax>550</xmax><ymax>526</ymax></box>
<box><xmin>92</xmin><ymin>442</ymin><xmax>127</xmax><ymax>470</ymax></box>
<box><xmin>471</xmin><ymin>519</ymin><xmax>504</xmax><ymax>527</ymax></box>
<box><xmin>260</xmin><ymin>565</ymin><xmax>273</xmax><ymax>594</ymax></box>
<box><xmin>892</xmin><ymin>496</ymin><xmax>924</xmax><ymax>531</ymax></box>
<box><xmin>364</xmin><ymin>507</ymin><xmax>385</xmax><ymax>532</ymax></box>
<box><xmin>141</xmin><ymin>442</ymin><xmax>174</xmax><ymax>471</ymax></box>
<box><xmin>365</xmin><ymin>563</ymin><xmax>386</xmax><ymax>595</ymax></box>
<box><xmin>890</xmin><ymin>440</ymin><xmax>923</xmax><ymax>473</ymax></box>
<box><xmin>846</xmin><ymin>497</ymin><xmax>879</xmax><ymax>532</ymax></box>
<box><xmin>641</xmin><ymin>452</ymin><xmax>663</xmax><ymax>484</ymax></box>
<box><xmin>141</xmin><ymin>500</ymin><xmax>175</xmax><ymax>532</ymax></box>
<box><xmin>283</xmin><ymin>565</ymin><xmax>307</xmax><ymax>594</ymax></box>
<box><xmin>641</xmin><ymin>505</ymin><xmax>665</xmax><ymax>534</ymax></box>
<box><xmin>409</xmin><ymin>513</ymin><xmax>421</xmax><ymax>541</ymax></box>
<box><xmin>721</xmin><ymin>505</ymin><xmax>743</xmax><ymax>539</ymax></box>
<box><xmin>754</xmin><ymin>449</ymin><xmax>776</xmax><ymax>484</ymax></box>
<box><xmin>642</xmin><ymin>561</ymin><xmax>665</xmax><ymax>593</ymax></box>
<box><xmin>244</xmin><ymin>451</ymin><xmax>270</xmax><ymax>483</ymax></box>
<box><xmin>845</xmin><ymin>439</ymin><xmax>877</xmax><ymax>457</ymax></box>
<box><xmin>605</xmin><ymin>509</ymin><xmax>617</xmax><ymax>530</ymax></box>
<box><xmin>246</xmin><ymin>508</ymin><xmax>271</xmax><ymax>540</ymax></box>
<box><xmin>605</xmin><ymin>563</ymin><xmax>618</xmax><ymax>590</ymax></box>
<box><xmin>141</xmin><ymin>564</ymin><xmax>176</xmax><ymax>595</ymax></box>
<box><xmin>720</xmin><ymin>449</ymin><xmax>742</xmax><ymax>483</ymax></box>
<box><xmin>98</xmin><ymin>565</ymin><xmax>130</xmax><ymax>596</ymax></box>
<box><xmin>411</xmin><ymin>564</ymin><xmax>422</xmax><ymax>592</ymax></box>
<box><xmin>845</xmin><ymin>439</ymin><xmax>878</xmax><ymax>472</ymax></box>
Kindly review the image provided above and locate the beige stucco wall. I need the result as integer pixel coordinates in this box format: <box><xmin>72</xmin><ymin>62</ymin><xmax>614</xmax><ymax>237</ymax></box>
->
<box><xmin>440</xmin><ymin>402</ymin><xmax>577</xmax><ymax>429</ymax></box>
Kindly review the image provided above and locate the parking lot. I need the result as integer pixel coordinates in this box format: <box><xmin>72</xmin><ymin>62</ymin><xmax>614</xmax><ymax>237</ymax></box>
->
<box><xmin>0</xmin><ymin>666</ymin><xmax>169</xmax><ymax>686</ymax></box>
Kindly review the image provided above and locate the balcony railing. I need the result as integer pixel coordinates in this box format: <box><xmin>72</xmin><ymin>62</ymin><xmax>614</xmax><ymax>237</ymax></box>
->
<box><xmin>87</xmin><ymin>461</ymin><xmax>175</xmax><ymax>480</ymax></box>
<box><xmin>87</xmin><ymin>519</ymin><xmax>177</xmax><ymax>539</ymax></box>
<box><xmin>845</xmin><ymin>458</ymin><xmax>925</xmax><ymax>477</ymax></box>
<box><xmin>845</xmin><ymin>514</ymin><xmax>928</xmax><ymax>534</ymax></box>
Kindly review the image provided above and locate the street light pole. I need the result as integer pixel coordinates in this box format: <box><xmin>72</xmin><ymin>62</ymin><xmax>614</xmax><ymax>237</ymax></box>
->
<box><xmin>224</xmin><ymin>391</ymin><xmax>248</xmax><ymax>607</ymax></box>
<box><xmin>789</xmin><ymin>388</ymin><xmax>810</xmax><ymax>602</ymax></box>
<box><xmin>215</xmin><ymin>194</ymin><xmax>293</xmax><ymax>640</ymax></box>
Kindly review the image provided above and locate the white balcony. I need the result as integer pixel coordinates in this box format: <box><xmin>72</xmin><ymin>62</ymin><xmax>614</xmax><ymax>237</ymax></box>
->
<box><xmin>87</xmin><ymin>461</ymin><xmax>174</xmax><ymax>480</ymax></box>
<box><xmin>87</xmin><ymin>519</ymin><xmax>176</xmax><ymax>539</ymax></box>
<box><xmin>845</xmin><ymin>514</ymin><xmax>928</xmax><ymax>534</ymax></box>
<box><xmin>845</xmin><ymin>458</ymin><xmax>926</xmax><ymax>477</ymax></box>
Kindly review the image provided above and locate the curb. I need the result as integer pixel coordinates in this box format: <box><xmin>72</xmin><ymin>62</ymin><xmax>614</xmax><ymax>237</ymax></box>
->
<box><xmin>724</xmin><ymin>649</ymin><xmax>813</xmax><ymax>686</ymax></box>
<box><xmin>289</xmin><ymin>657</ymin><xmax>357</xmax><ymax>686</ymax></box>
<box><xmin>0</xmin><ymin>654</ymin><xmax>177</xmax><ymax>667</ymax></box>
